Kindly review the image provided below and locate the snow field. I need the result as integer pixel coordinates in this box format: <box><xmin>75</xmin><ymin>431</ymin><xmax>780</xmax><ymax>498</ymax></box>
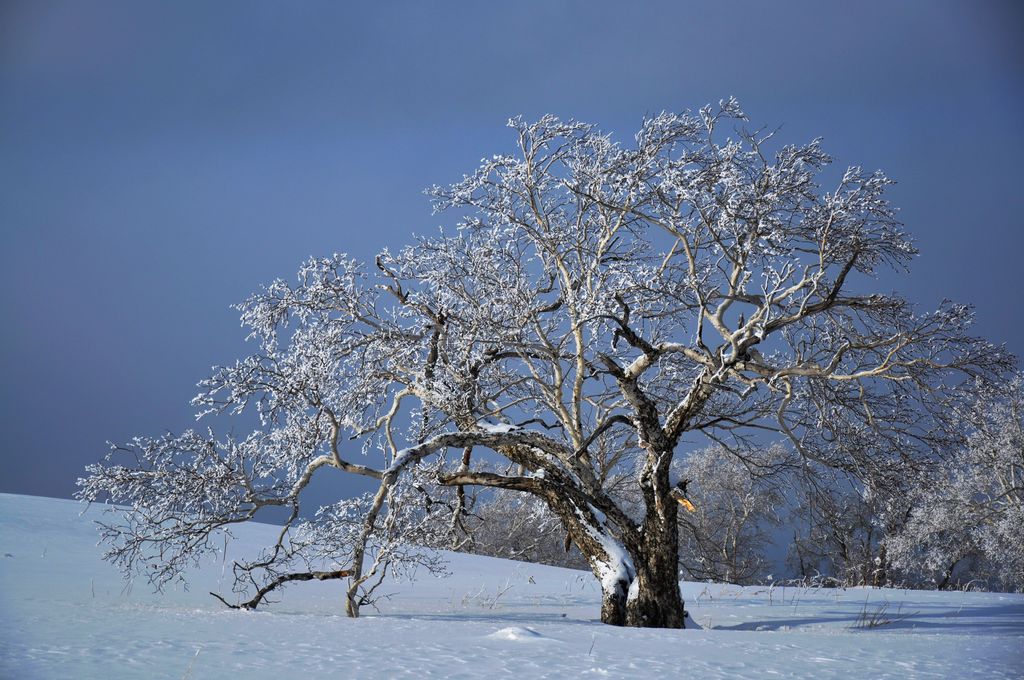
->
<box><xmin>1</xmin><ymin>493</ymin><xmax>1021</xmax><ymax>679</ymax></box>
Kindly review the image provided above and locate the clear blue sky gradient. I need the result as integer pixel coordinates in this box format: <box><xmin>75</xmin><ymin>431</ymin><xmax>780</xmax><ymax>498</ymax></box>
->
<box><xmin>2</xmin><ymin>0</ymin><xmax>1022</xmax><ymax>503</ymax></box>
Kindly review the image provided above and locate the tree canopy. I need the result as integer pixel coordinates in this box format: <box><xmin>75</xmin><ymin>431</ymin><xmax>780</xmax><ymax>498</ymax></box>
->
<box><xmin>79</xmin><ymin>100</ymin><xmax>1014</xmax><ymax>627</ymax></box>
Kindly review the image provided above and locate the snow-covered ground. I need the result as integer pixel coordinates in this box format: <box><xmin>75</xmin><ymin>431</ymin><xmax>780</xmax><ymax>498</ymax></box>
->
<box><xmin>1</xmin><ymin>493</ymin><xmax>1021</xmax><ymax>679</ymax></box>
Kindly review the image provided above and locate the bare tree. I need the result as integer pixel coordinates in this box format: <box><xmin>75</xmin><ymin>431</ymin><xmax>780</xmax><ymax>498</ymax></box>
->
<box><xmin>79</xmin><ymin>99</ymin><xmax>1012</xmax><ymax>628</ymax></box>
<box><xmin>786</xmin><ymin>466</ymin><xmax>899</xmax><ymax>587</ymax></box>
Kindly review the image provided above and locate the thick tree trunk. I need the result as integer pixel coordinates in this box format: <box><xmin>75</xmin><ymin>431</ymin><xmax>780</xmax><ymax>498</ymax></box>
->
<box><xmin>625</xmin><ymin>511</ymin><xmax>685</xmax><ymax>628</ymax></box>
<box><xmin>522</xmin><ymin>461</ymin><xmax>687</xmax><ymax>628</ymax></box>
<box><xmin>586</xmin><ymin>518</ymin><xmax>685</xmax><ymax>628</ymax></box>
<box><xmin>593</xmin><ymin>544</ymin><xmax>685</xmax><ymax>628</ymax></box>
<box><xmin>600</xmin><ymin>576</ymin><xmax>630</xmax><ymax>626</ymax></box>
<box><xmin>625</xmin><ymin>562</ymin><xmax>685</xmax><ymax>628</ymax></box>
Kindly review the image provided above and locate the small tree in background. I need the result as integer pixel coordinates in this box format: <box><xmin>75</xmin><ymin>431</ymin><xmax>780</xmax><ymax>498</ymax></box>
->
<box><xmin>675</xmin><ymin>445</ymin><xmax>790</xmax><ymax>584</ymax></box>
<box><xmin>887</xmin><ymin>377</ymin><xmax>1024</xmax><ymax>591</ymax></box>
<box><xmin>786</xmin><ymin>467</ymin><xmax>901</xmax><ymax>587</ymax></box>
<box><xmin>79</xmin><ymin>99</ymin><xmax>1012</xmax><ymax>627</ymax></box>
<box><xmin>466</xmin><ymin>491</ymin><xmax>586</xmax><ymax>569</ymax></box>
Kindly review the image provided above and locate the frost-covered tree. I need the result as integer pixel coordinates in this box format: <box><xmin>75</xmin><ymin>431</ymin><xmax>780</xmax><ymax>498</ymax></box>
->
<box><xmin>787</xmin><ymin>466</ymin><xmax>902</xmax><ymax>587</ymax></box>
<box><xmin>887</xmin><ymin>378</ymin><xmax>1024</xmax><ymax>591</ymax></box>
<box><xmin>79</xmin><ymin>99</ymin><xmax>1012</xmax><ymax>628</ymax></box>
<box><xmin>675</xmin><ymin>445</ymin><xmax>790</xmax><ymax>584</ymax></box>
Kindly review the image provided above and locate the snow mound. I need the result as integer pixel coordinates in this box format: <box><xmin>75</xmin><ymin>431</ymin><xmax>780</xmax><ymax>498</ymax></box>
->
<box><xmin>486</xmin><ymin>626</ymin><xmax>550</xmax><ymax>641</ymax></box>
<box><xmin>683</xmin><ymin>612</ymin><xmax>703</xmax><ymax>630</ymax></box>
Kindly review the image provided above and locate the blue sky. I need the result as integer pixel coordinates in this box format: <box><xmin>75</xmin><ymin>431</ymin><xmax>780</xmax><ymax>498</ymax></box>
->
<box><xmin>1</xmin><ymin>0</ymin><xmax>1022</xmax><ymax>501</ymax></box>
